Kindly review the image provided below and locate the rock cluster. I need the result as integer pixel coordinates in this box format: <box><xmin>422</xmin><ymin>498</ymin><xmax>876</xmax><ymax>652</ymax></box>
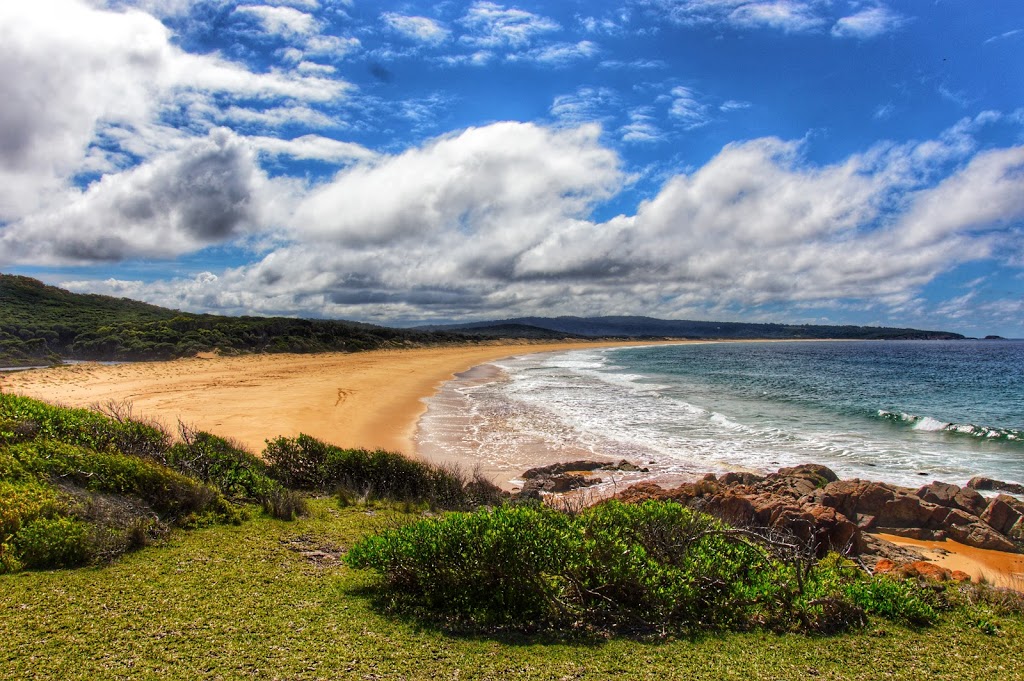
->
<box><xmin>519</xmin><ymin>459</ymin><xmax>649</xmax><ymax>497</ymax></box>
<box><xmin>612</xmin><ymin>465</ymin><xmax>1024</xmax><ymax>559</ymax></box>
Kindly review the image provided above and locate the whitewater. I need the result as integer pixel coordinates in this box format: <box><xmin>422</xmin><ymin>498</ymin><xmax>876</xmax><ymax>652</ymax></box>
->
<box><xmin>416</xmin><ymin>340</ymin><xmax>1024</xmax><ymax>491</ymax></box>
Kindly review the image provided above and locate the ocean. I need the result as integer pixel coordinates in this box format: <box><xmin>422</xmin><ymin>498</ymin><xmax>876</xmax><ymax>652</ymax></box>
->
<box><xmin>416</xmin><ymin>340</ymin><xmax>1024</xmax><ymax>492</ymax></box>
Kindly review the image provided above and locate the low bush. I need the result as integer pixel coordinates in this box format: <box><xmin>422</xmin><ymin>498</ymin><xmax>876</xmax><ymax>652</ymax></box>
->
<box><xmin>347</xmin><ymin>499</ymin><xmax>943</xmax><ymax>635</ymax></box>
<box><xmin>264</xmin><ymin>434</ymin><xmax>499</xmax><ymax>510</ymax></box>
<box><xmin>0</xmin><ymin>394</ymin><xmax>169</xmax><ymax>459</ymax></box>
<box><xmin>167</xmin><ymin>425</ymin><xmax>283</xmax><ymax>503</ymax></box>
<box><xmin>13</xmin><ymin>515</ymin><xmax>92</xmax><ymax>569</ymax></box>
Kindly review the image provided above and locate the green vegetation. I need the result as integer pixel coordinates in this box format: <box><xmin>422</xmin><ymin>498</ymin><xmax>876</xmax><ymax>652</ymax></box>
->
<box><xmin>2</xmin><ymin>498</ymin><xmax>1023</xmax><ymax>680</ymax></box>
<box><xmin>0</xmin><ymin>394</ymin><xmax>499</xmax><ymax>572</ymax></box>
<box><xmin>264</xmin><ymin>433</ymin><xmax>504</xmax><ymax>509</ymax></box>
<box><xmin>0</xmin><ymin>274</ymin><xmax>466</xmax><ymax>366</ymax></box>
<box><xmin>346</xmin><ymin>501</ymin><xmax>940</xmax><ymax>635</ymax></box>
<box><xmin>2</xmin><ymin>392</ymin><xmax>1024</xmax><ymax>678</ymax></box>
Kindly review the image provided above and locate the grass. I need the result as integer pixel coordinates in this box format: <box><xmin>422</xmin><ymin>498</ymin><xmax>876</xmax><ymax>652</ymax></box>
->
<box><xmin>3</xmin><ymin>497</ymin><xmax>1023</xmax><ymax>681</ymax></box>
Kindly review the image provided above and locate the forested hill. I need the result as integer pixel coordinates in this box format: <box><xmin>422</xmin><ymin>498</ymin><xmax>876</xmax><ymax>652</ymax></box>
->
<box><xmin>0</xmin><ymin>274</ymin><xmax>465</xmax><ymax>366</ymax></box>
<box><xmin>417</xmin><ymin>315</ymin><xmax>966</xmax><ymax>341</ymax></box>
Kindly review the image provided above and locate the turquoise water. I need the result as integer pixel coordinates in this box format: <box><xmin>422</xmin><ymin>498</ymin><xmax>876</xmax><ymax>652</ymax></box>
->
<box><xmin>417</xmin><ymin>340</ymin><xmax>1024</xmax><ymax>489</ymax></box>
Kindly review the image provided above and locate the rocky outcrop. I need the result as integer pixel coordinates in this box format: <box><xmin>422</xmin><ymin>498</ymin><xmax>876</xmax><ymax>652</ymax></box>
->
<box><xmin>873</xmin><ymin>559</ymin><xmax>971</xmax><ymax>583</ymax></box>
<box><xmin>519</xmin><ymin>459</ymin><xmax>650</xmax><ymax>498</ymax></box>
<box><xmin>967</xmin><ymin>476</ymin><xmax>1024</xmax><ymax>496</ymax></box>
<box><xmin>607</xmin><ymin>464</ymin><xmax>1024</xmax><ymax>559</ymax></box>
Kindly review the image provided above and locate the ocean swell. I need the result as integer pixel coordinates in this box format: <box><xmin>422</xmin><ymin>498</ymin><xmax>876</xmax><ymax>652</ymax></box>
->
<box><xmin>877</xmin><ymin>410</ymin><xmax>1023</xmax><ymax>442</ymax></box>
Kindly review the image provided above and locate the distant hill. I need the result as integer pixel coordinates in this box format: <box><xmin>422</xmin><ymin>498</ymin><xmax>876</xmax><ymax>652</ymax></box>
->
<box><xmin>0</xmin><ymin>274</ymin><xmax>465</xmax><ymax>366</ymax></box>
<box><xmin>416</xmin><ymin>315</ymin><xmax>965</xmax><ymax>341</ymax></box>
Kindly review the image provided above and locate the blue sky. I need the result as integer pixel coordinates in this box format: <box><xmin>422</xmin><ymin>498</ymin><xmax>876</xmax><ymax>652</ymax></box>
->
<box><xmin>1</xmin><ymin>1</ymin><xmax>1023</xmax><ymax>336</ymax></box>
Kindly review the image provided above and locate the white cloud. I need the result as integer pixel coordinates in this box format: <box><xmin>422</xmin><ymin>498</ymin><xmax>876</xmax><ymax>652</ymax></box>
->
<box><xmin>250</xmin><ymin>134</ymin><xmax>377</xmax><ymax>163</ymax></box>
<box><xmin>0</xmin><ymin>130</ymin><xmax>287</xmax><ymax>264</ymax></box>
<box><xmin>382</xmin><ymin>13</ymin><xmax>450</xmax><ymax>44</ymax></box>
<box><xmin>0</xmin><ymin>0</ymin><xmax>349</xmax><ymax>222</ymax></box>
<box><xmin>729</xmin><ymin>1</ymin><xmax>825</xmax><ymax>33</ymax></box>
<box><xmin>550</xmin><ymin>87</ymin><xmax>620</xmax><ymax>124</ymax></box>
<box><xmin>234</xmin><ymin>4</ymin><xmax>319</xmax><ymax>37</ymax></box>
<box><xmin>648</xmin><ymin>0</ymin><xmax>828</xmax><ymax>33</ymax></box>
<box><xmin>720</xmin><ymin>100</ymin><xmax>752</xmax><ymax>112</ymax></box>
<box><xmin>667</xmin><ymin>86</ymin><xmax>712</xmax><ymax>129</ymax></box>
<box><xmin>516</xmin><ymin>40</ymin><xmax>599</xmax><ymax>65</ymax></box>
<box><xmin>291</xmin><ymin>122</ymin><xmax>622</xmax><ymax>248</ymax></box>
<box><xmin>53</xmin><ymin>120</ymin><xmax>1020</xmax><ymax>326</ymax></box>
<box><xmin>459</xmin><ymin>1</ymin><xmax>560</xmax><ymax>49</ymax></box>
<box><xmin>620</xmin><ymin>108</ymin><xmax>665</xmax><ymax>143</ymax></box>
<box><xmin>831</xmin><ymin>5</ymin><xmax>907</xmax><ymax>39</ymax></box>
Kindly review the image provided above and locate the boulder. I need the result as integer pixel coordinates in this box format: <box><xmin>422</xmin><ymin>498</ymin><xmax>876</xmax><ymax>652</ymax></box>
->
<box><xmin>777</xmin><ymin>463</ymin><xmax>840</xmax><ymax>485</ymax></box>
<box><xmin>915</xmin><ymin>481</ymin><xmax>960</xmax><ymax>507</ymax></box>
<box><xmin>967</xmin><ymin>476</ymin><xmax>1024</xmax><ymax>496</ymax></box>
<box><xmin>980</xmin><ymin>494</ymin><xmax>1024</xmax><ymax>535</ymax></box>
<box><xmin>953</xmin><ymin>486</ymin><xmax>988</xmax><ymax>516</ymax></box>
<box><xmin>945</xmin><ymin>522</ymin><xmax>1017</xmax><ymax>552</ymax></box>
<box><xmin>874</xmin><ymin>560</ymin><xmax>971</xmax><ymax>583</ymax></box>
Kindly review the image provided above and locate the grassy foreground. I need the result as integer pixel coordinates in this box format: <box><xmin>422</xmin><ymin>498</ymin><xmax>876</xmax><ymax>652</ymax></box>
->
<box><xmin>4</xmin><ymin>497</ymin><xmax>1023</xmax><ymax>681</ymax></box>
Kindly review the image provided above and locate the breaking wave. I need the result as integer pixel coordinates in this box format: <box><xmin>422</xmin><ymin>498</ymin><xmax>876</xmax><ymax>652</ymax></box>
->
<box><xmin>877</xmin><ymin>410</ymin><xmax>1023</xmax><ymax>442</ymax></box>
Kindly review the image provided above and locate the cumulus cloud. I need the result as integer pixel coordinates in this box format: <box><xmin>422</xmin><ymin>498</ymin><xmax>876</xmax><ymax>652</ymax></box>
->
<box><xmin>0</xmin><ymin>130</ymin><xmax>285</xmax><ymax>264</ymax></box>
<box><xmin>60</xmin><ymin>119</ymin><xmax>1021</xmax><ymax>325</ymax></box>
<box><xmin>0</xmin><ymin>0</ymin><xmax>348</xmax><ymax>222</ymax></box>
<box><xmin>831</xmin><ymin>5</ymin><xmax>907</xmax><ymax>39</ymax></box>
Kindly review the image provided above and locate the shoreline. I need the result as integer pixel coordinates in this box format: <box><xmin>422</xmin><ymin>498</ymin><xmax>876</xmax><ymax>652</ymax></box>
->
<box><xmin>0</xmin><ymin>341</ymin><xmax>684</xmax><ymax>457</ymax></box>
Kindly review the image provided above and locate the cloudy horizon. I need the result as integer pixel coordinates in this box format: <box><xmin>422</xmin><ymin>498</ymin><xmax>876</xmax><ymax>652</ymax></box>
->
<box><xmin>1</xmin><ymin>1</ymin><xmax>1023</xmax><ymax>336</ymax></box>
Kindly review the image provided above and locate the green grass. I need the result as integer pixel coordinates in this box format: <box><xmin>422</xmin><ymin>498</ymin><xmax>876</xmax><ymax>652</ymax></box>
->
<box><xmin>3</xmin><ymin>498</ymin><xmax>1023</xmax><ymax>681</ymax></box>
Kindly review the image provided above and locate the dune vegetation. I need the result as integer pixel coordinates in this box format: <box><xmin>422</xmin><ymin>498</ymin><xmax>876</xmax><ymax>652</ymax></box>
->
<box><xmin>2</xmin><ymin>392</ymin><xmax>1024</xmax><ymax>679</ymax></box>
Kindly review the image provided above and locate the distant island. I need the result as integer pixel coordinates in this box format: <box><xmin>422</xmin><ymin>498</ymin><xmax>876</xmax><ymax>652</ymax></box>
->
<box><xmin>1</xmin><ymin>273</ymin><xmax>964</xmax><ymax>367</ymax></box>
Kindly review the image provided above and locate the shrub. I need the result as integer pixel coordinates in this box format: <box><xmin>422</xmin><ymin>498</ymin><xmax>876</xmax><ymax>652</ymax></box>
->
<box><xmin>13</xmin><ymin>516</ymin><xmax>92</xmax><ymax>569</ymax></box>
<box><xmin>168</xmin><ymin>425</ymin><xmax>280</xmax><ymax>502</ymax></box>
<box><xmin>0</xmin><ymin>394</ymin><xmax>169</xmax><ymax>459</ymax></box>
<box><xmin>264</xmin><ymin>434</ymin><xmax>486</xmax><ymax>510</ymax></box>
<box><xmin>346</xmin><ymin>499</ymin><xmax>949</xmax><ymax>635</ymax></box>
<box><xmin>261</xmin><ymin>487</ymin><xmax>309</xmax><ymax>521</ymax></box>
<box><xmin>7</xmin><ymin>441</ymin><xmax>222</xmax><ymax>521</ymax></box>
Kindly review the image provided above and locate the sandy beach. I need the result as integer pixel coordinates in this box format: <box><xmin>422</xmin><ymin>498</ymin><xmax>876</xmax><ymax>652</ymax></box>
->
<box><xmin>0</xmin><ymin>341</ymin><xmax>670</xmax><ymax>458</ymax></box>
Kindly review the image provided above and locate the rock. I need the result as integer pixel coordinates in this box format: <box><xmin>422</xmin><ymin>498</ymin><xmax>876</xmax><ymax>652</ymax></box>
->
<box><xmin>522</xmin><ymin>459</ymin><xmax>648</xmax><ymax>480</ymax></box>
<box><xmin>876</xmin><ymin>526</ymin><xmax>945</xmax><ymax>541</ymax></box>
<box><xmin>980</xmin><ymin>494</ymin><xmax>1024</xmax><ymax>535</ymax></box>
<box><xmin>967</xmin><ymin>476</ymin><xmax>1024</xmax><ymax>496</ymax></box>
<box><xmin>777</xmin><ymin>463</ymin><xmax>840</xmax><ymax>485</ymax></box>
<box><xmin>1009</xmin><ymin>516</ymin><xmax>1024</xmax><ymax>542</ymax></box>
<box><xmin>719</xmin><ymin>471</ymin><xmax>765</xmax><ymax>486</ymax></box>
<box><xmin>916</xmin><ymin>481</ymin><xmax>961</xmax><ymax>507</ymax></box>
<box><xmin>945</xmin><ymin>522</ymin><xmax>1017</xmax><ymax>552</ymax></box>
<box><xmin>522</xmin><ymin>460</ymin><xmax>607</xmax><ymax>478</ymax></box>
<box><xmin>875</xmin><ymin>560</ymin><xmax>971</xmax><ymax>583</ymax></box>
<box><xmin>953</xmin><ymin>486</ymin><xmax>988</xmax><ymax>516</ymax></box>
<box><xmin>520</xmin><ymin>472</ymin><xmax>602</xmax><ymax>498</ymax></box>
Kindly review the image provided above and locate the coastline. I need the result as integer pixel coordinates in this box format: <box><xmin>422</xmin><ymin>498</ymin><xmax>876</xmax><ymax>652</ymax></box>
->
<box><xmin>0</xmin><ymin>341</ymin><xmax>682</xmax><ymax>457</ymax></box>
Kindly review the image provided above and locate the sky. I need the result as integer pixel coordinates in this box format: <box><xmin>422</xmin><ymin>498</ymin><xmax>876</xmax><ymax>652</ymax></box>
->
<box><xmin>1</xmin><ymin>1</ymin><xmax>1023</xmax><ymax>337</ymax></box>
